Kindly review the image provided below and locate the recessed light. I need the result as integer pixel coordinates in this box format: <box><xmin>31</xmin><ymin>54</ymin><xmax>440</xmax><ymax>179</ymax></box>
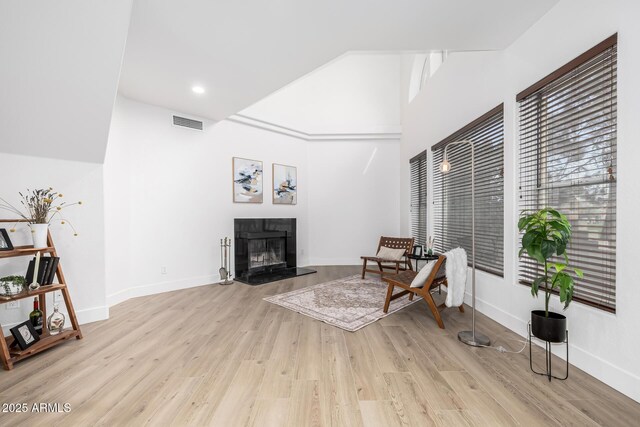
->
<box><xmin>192</xmin><ymin>86</ymin><xmax>205</xmax><ymax>94</ymax></box>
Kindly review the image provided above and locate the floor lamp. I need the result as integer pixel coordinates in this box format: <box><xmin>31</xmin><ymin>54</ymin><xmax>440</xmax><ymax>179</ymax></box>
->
<box><xmin>440</xmin><ymin>140</ymin><xmax>491</xmax><ymax>347</ymax></box>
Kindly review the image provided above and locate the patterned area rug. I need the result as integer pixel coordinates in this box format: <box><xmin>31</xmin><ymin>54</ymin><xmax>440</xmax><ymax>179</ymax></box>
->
<box><xmin>263</xmin><ymin>275</ymin><xmax>421</xmax><ymax>332</ymax></box>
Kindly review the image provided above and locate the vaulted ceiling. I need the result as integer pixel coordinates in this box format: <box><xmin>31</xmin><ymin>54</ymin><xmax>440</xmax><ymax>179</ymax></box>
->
<box><xmin>119</xmin><ymin>0</ymin><xmax>558</xmax><ymax>122</ymax></box>
<box><xmin>0</xmin><ymin>0</ymin><xmax>558</xmax><ymax>163</ymax></box>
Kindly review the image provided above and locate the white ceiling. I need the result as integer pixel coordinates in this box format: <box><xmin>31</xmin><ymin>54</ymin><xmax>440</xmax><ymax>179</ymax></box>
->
<box><xmin>119</xmin><ymin>0</ymin><xmax>558</xmax><ymax>121</ymax></box>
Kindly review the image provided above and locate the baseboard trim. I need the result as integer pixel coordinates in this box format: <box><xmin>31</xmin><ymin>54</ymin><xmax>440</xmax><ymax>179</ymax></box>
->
<box><xmin>468</xmin><ymin>292</ymin><xmax>640</xmax><ymax>403</ymax></box>
<box><xmin>107</xmin><ymin>274</ymin><xmax>220</xmax><ymax>307</ymax></box>
<box><xmin>76</xmin><ymin>305</ymin><xmax>109</xmax><ymax>325</ymax></box>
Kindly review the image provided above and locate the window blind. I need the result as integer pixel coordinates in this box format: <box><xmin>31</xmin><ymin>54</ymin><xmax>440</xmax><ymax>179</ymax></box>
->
<box><xmin>517</xmin><ymin>34</ymin><xmax>617</xmax><ymax>313</ymax></box>
<box><xmin>432</xmin><ymin>105</ymin><xmax>504</xmax><ymax>276</ymax></box>
<box><xmin>410</xmin><ymin>151</ymin><xmax>427</xmax><ymax>247</ymax></box>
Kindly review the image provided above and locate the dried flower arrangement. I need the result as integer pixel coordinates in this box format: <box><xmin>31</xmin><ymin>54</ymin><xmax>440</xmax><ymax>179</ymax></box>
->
<box><xmin>0</xmin><ymin>188</ymin><xmax>82</xmax><ymax>235</ymax></box>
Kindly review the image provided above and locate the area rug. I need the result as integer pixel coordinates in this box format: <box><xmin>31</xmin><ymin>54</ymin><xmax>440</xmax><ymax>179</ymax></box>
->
<box><xmin>263</xmin><ymin>275</ymin><xmax>421</xmax><ymax>332</ymax></box>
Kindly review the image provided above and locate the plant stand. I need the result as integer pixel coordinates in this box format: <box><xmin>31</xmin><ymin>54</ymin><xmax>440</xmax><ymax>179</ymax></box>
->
<box><xmin>0</xmin><ymin>220</ymin><xmax>82</xmax><ymax>370</ymax></box>
<box><xmin>528</xmin><ymin>323</ymin><xmax>568</xmax><ymax>381</ymax></box>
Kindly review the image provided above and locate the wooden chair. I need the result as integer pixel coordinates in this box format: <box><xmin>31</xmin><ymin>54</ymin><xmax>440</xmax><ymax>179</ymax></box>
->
<box><xmin>361</xmin><ymin>236</ymin><xmax>414</xmax><ymax>279</ymax></box>
<box><xmin>382</xmin><ymin>255</ymin><xmax>464</xmax><ymax>329</ymax></box>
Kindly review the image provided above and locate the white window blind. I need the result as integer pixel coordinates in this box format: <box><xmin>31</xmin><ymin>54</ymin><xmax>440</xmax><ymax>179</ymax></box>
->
<box><xmin>517</xmin><ymin>34</ymin><xmax>617</xmax><ymax>313</ymax></box>
<box><xmin>410</xmin><ymin>151</ymin><xmax>427</xmax><ymax>247</ymax></box>
<box><xmin>432</xmin><ymin>105</ymin><xmax>504</xmax><ymax>276</ymax></box>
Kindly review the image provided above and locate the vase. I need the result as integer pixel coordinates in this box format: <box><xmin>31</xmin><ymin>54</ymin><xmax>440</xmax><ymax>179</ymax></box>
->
<box><xmin>47</xmin><ymin>304</ymin><xmax>66</xmax><ymax>335</ymax></box>
<box><xmin>30</xmin><ymin>223</ymin><xmax>48</xmax><ymax>248</ymax></box>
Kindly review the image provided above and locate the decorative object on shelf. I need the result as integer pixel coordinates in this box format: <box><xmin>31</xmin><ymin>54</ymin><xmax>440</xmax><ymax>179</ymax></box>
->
<box><xmin>219</xmin><ymin>237</ymin><xmax>233</xmax><ymax>285</ymax></box>
<box><xmin>272</xmin><ymin>163</ymin><xmax>297</xmax><ymax>205</ymax></box>
<box><xmin>426</xmin><ymin>236</ymin><xmax>434</xmax><ymax>256</ymax></box>
<box><xmin>10</xmin><ymin>321</ymin><xmax>40</xmax><ymax>351</ymax></box>
<box><xmin>47</xmin><ymin>304</ymin><xmax>66</xmax><ymax>335</ymax></box>
<box><xmin>0</xmin><ymin>275</ymin><xmax>25</xmax><ymax>296</ymax></box>
<box><xmin>29</xmin><ymin>251</ymin><xmax>42</xmax><ymax>290</ymax></box>
<box><xmin>233</xmin><ymin>158</ymin><xmax>263</xmax><ymax>203</ymax></box>
<box><xmin>0</xmin><ymin>188</ymin><xmax>82</xmax><ymax>247</ymax></box>
<box><xmin>30</xmin><ymin>223</ymin><xmax>49</xmax><ymax>249</ymax></box>
<box><xmin>0</xmin><ymin>228</ymin><xmax>13</xmax><ymax>251</ymax></box>
<box><xmin>518</xmin><ymin>208</ymin><xmax>582</xmax><ymax>381</ymax></box>
<box><xmin>440</xmin><ymin>140</ymin><xmax>491</xmax><ymax>347</ymax></box>
<box><xmin>29</xmin><ymin>297</ymin><xmax>44</xmax><ymax>335</ymax></box>
<box><xmin>411</xmin><ymin>245</ymin><xmax>423</xmax><ymax>257</ymax></box>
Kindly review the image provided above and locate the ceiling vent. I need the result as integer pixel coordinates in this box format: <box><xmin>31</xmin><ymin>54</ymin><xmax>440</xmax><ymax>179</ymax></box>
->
<box><xmin>173</xmin><ymin>115</ymin><xmax>203</xmax><ymax>131</ymax></box>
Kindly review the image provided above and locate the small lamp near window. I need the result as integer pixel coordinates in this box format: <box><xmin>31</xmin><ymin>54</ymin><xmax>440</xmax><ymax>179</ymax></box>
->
<box><xmin>440</xmin><ymin>159</ymin><xmax>451</xmax><ymax>173</ymax></box>
<box><xmin>440</xmin><ymin>140</ymin><xmax>490</xmax><ymax>347</ymax></box>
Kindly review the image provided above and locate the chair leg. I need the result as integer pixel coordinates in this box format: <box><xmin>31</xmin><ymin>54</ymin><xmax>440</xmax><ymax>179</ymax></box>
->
<box><xmin>377</xmin><ymin>261</ymin><xmax>383</xmax><ymax>277</ymax></box>
<box><xmin>361</xmin><ymin>259</ymin><xmax>367</xmax><ymax>279</ymax></box>
<box><xmin>409</xmin><ymin>293</ymin><xmax>414</xmax><ymax>301</ymax></box>
<box><xmin>383</xmin><ymin>284</ymin><xmax>395</xmax><ymax>313</ymax></box>
<box><xmin>422</xmin><ymin>291</ymin><xmax>445</xmax><ymax>329</ymax></box>
<box><xmin>458</xmin><ymin>305</ymin><xmax>465</xmax><ymax>313</ymax></box>
<box><xmin>395</xmin><ymin>262</ymin><xmax>399</xmax><ymax>274</ymax></box>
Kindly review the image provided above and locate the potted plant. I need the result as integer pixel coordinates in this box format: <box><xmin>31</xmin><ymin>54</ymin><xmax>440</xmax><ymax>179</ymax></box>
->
<box><xmin>518</xmin><ymin>208</ymin><xmax>583</xmax><ymax>343</ymax></box>
<box><xmin>0</xmin><ymin>275</ymin><xmax>26</xmax><ymax>296</ymax></box>
<box><xmin>0</xmin><ymin>188</ymin><xmax>81</xmax><ymax>248</ymax></box>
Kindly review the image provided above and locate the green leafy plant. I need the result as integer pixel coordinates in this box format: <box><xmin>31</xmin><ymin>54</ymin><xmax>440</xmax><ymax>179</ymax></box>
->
<box><xmin>518</xmin><ymin>208</ymin><xmax>583</xmax><ymax>317</ymax></box>
<box><xmin>0</xmin><ymin>275</ymin><xmax>26</xmax><ymax>295</ymax></box>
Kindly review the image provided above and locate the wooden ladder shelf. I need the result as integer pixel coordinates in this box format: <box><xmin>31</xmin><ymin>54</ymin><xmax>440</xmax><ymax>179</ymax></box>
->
<box><xmin>0</xmin><ymin>220</ymin><xmax>82</xmax><ymax>370</ymax></box>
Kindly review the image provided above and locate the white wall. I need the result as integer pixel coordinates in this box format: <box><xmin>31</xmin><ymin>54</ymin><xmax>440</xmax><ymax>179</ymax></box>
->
<box><xmin>105</xmin><ymin>96</ymin><xmax>308</xmax><ymax>305</ymax></box>
<box><xmin>0</xmin><ymin>153</ymin><xmax>107</xmax><ymax>334</ymax></box>
<box><xmin>401</xmin><ymin>0</ymin><xmax>640</xmax><ymax>402</ymax></box>
<box><xmin>241</xmin><ymin>53</ymin><xmax>403</xmax><ymax>135</ymax></box>
<box><xmin>105</xmin><ymin>96</ymin><xmax>400</xmax><ymax>305</ymax></box>
<box><xmin>307</xmin><ymin>140</ymin><xmax>400</xmax><ymax>264</ymax></box>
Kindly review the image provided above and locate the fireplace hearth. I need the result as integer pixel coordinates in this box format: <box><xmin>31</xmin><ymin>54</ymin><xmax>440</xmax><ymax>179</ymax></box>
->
<box><xmin>234</xmin><ymin>218</ymin><xmax>315</xmax><ymax>285</ymax></box>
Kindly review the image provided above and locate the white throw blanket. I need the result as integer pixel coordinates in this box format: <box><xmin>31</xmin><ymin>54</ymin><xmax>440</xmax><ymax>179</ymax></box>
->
<box><xmin>444</xmin><ymin>247</ymin><xmax>467</xmax><ymax>307</ymax></box>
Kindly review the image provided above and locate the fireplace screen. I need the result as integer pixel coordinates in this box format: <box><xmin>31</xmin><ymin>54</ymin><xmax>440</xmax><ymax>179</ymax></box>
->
<box><xmin>248</xmin><ymin>238</ymin><xmax>286</xmax><ymax>270</ymax></box>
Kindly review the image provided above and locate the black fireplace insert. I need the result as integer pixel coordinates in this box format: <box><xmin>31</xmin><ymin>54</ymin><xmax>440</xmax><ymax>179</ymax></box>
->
<box><xmin>234</xmin><ymin>218</ymin><xmax>315</xmax><ymax>285</ymax></box>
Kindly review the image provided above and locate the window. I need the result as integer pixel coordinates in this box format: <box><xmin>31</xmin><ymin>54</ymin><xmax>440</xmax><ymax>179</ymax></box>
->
<box><xmin>409</xmin><ymin>151</ymin><xmax>427</xmax><ymax>247</ymax></box>
<box><xmin>432</xmin><ymin>105</ymin><xmax>504</xmax><ymax>276</ymax></box>
<box><xmin>517</xmin><ymin>34</ymin><xmax>617</xmax><ymax>313</ymax></box>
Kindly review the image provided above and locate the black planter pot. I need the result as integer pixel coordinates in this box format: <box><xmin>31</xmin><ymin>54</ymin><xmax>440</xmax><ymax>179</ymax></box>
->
<box><xmin>531</xmin><ymin>310</ymin><xmax>566</xmax><ymax>343</ymax></box>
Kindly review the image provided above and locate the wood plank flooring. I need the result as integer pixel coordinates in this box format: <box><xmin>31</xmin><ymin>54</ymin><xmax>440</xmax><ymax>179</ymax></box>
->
<box><xmin>0</xmin><ymin>266</ymin><xmax>638</xmax><ymax>426</ymax></box>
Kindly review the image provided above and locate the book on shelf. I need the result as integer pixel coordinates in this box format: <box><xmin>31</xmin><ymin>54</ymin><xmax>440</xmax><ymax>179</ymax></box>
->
<box><xmin>25</xmin><ymin>256</ymin><xmax>59</xmax><ymax>285</ymax></box>
<box><xmin>45</xmin><ymin>257</ymin><xmax>59</xmax><ymax>284</ymax></box>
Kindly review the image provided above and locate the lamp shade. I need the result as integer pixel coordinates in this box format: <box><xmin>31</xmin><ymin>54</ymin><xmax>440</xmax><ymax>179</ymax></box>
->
<box><xmin>440</xmin><ymin>159</ymin><xmax>451</xmax><ymax>173</ymax></box>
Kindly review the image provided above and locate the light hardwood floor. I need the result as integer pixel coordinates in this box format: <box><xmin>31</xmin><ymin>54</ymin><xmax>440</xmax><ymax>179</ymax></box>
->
<box><xmin>0</xmin><ymin>266</ymin><xmax>638</xmax><ymax>426</ymax></box>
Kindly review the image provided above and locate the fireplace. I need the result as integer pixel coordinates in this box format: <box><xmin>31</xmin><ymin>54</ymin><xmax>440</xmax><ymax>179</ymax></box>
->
<box><xmin>234</xmin><ymin>218</ymin><xmax>315</xmax><ymax>285</ymax></box>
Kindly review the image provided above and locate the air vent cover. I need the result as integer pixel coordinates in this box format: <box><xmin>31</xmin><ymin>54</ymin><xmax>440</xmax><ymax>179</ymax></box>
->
<box><xmin>173</xmin><ymin>115</ymin><xmax>203</xmax><ymax>131</ymax></box>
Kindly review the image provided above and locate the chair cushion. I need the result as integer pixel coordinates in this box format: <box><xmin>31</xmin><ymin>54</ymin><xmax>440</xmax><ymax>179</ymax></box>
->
<box><xmin>410</xmin><ymin>260</ymin><xmax>437</xmax><ymax>288</ymax></box>
<box><xmin>376</xmin><ymin>246</ymin><xmax>406</xmax><ymax>261</ymax></box>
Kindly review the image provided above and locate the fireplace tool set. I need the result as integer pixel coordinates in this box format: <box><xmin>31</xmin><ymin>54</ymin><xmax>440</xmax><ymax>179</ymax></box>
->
<box><xmin>219</xmin><ymin>237</ymin><xmax>233</xmax><ymax>285</ymax></box>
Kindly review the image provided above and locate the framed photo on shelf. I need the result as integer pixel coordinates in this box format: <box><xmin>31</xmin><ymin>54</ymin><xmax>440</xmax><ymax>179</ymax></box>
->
<box><xmin>412</xmin><ymin>245</ymin><xmax>423</xmax><ymax>257</ymax></box>
<box><xmin>0</xmin><ymin>229</ymin><xmax>13</xmax><ymax>251</ymax></box>
<box><xmin>233</xmin><ymin>157</ymin><xmax>263</xmax><ymax>203</ymax></box>
<box><xmin>10</xmin><ymin>321</ymin><xmax>40</xmax><ymax>350</ymax></box>
<box><xmin>272</xmin><ymin>163</ymin><xmax>297</xmax><ymax>205</ymax></box>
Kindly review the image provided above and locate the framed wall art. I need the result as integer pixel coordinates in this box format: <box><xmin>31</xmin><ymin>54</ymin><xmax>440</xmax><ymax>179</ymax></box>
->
<box><xmin>233</xmin><ymin>157</ymin><xmax>263</xmax><ymax>203</ymax></box>
<box><xmin>272</xmin><ymin>164</ymin><xmax>297</xmax><ymax>205</ymax></box>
